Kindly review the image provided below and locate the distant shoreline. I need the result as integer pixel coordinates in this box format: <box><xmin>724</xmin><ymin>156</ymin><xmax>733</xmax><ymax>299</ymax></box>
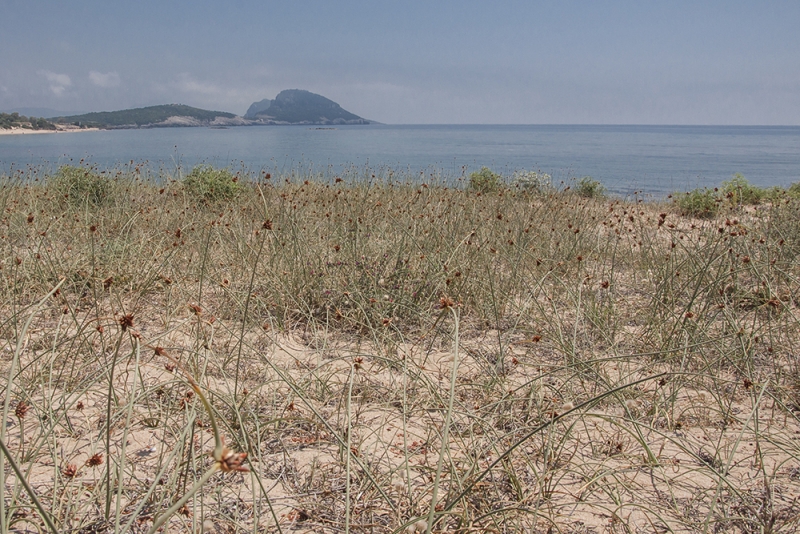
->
<box><xmin>0</xmin><ymin>125</ymin><xmax>100</xmax><ymax>136</ymax></box>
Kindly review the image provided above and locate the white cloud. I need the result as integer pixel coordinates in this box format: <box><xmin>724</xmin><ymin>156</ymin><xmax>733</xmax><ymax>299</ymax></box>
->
<box><xmin>152</xmin><ymin>73</ymin><xmax>257</xmax><ymax>112</ymax></box>
<box><xmin>39</xmin><ymin>70</ymin><xmax>72</xmax><ymax>96</ymax></box>
<box><xmin>174</xmin><ymin>73</ymin><xmax>222</xmax><ymax>96</ymax></box>
<box><xmin>89</xmin><ymin>71</ymin><xmax>121</xmax><ymax>88</ymax></box>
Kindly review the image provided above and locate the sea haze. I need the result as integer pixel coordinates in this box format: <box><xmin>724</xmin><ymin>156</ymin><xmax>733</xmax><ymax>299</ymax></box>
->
<box><xmin>2</xmin><ymin>124</ymin><xmax>799</xmax><ymax>196</ymax></box>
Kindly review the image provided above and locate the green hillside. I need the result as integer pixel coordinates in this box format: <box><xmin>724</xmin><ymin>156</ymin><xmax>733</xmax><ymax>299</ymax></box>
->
<box><xmin>53</xmin><ymin>104</ymin><xmax>236</xmax><ymax>127</ymax></box>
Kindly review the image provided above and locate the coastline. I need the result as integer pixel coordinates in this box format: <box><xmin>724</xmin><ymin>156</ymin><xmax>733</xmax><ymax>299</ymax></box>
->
<box><xmin>0</xmin><ymin>125</ymin><xmax>100</xmax><ymax>136</ymax></box>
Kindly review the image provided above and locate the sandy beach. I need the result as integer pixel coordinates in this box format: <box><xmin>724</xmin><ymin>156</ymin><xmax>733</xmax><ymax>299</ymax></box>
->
<box><xmin>0</xmin><ymin>125</ymin><xmax>100</xmax><ymax>135</ymax></box>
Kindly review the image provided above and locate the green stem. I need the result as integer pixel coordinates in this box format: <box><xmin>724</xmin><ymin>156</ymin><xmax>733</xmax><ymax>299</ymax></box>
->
<box><xmin>345</xmin><ymin>366</ymin><xmax>355</xmax><ymax>534</ymax></box>
<box><xmin>234</xmin><ymin>228</ymin><xmax>267</xmax><ymax>400</ymax></box>
<box><xmin>0</xmin><ymin>278</ymin><xmax>64</xmax><ymax>534</ymax></box>
<box><xmin>442</xmin><ymin>372</ymin><xmax>667</xmax><ymax>514</ymax></box>
<box><xmin>104</xmin><ymin>331</ymin><xmax>125</xmax><ymax>520</ymax></box>
<box><xmin>0</xmin><ymin>437</ymin><xmax>59</xmax><ymax>534</ymax></box>
<box><xmin>425</xmin><ymin>307</ymin><xmax>460</xmax><ymax>534</ymax></box>
<box><xmin>146</xmin><ymin>464</ymin><xmax>219</xmax><ymax>534</ymax></box>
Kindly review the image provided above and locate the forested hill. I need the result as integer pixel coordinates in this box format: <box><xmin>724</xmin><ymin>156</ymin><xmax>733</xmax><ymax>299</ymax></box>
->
<box><xmin>52</xmin><ymin>104</ymin><xmax>241</xmax><ymax>128</ymax></box>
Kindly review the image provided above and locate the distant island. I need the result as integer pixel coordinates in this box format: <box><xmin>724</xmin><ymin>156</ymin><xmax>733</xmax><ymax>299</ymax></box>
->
<box><xmin>33</xmin><ymin>90</ymin><xmax>372</xmax><ymax>130</ymax></box>
<box><xmin>243</xmin><ymin>89</ymin><xmax>371</xmax><ymax>125</ymax></box>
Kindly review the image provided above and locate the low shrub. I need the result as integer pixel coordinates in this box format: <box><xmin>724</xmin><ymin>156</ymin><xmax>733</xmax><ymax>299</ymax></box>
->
<box><xmin>575</xmin><ymin>176</ymin><xmax>606</xmax><ymax>198</ymax></box>
<box><xmin>50</xmin><ymin>165</ymin><xmax>111</xmax><ymax>206</ymax></box>
<box><xmin>787</xmin><ymin>182</ymin><xmax>800</xmax><ymax>199</ymax></box>
<box><xmin>468</xmin><ymin>167</ymin><xmax>502</xmax><ymax>193</ymax></box>
<box><xmin>513</xmin><ymin>170</ymin><xmax>552</xmax><ymax>195</ymax></box>
<box><xmin>675</xmin><ymin>187</ymin><xmax>720</xmax><ymax>218</ymax></box>
<box><xmin>182</xmin><ymin>165</ymin><xmax>241</xmax><ymax>201</ymax></box>
<box><xmin>721</xmin><ymin>173</ymin><xmax>764</xmax><ymax>205</ymax></box>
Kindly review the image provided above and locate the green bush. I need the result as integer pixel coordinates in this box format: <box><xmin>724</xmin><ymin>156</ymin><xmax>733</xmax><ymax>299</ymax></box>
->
<box><xmin>182</xmin><ymin>165</ymin><xmax>241</xmax><ymax>201</ymax></box>
<box><xmin>50</xmin><ymin>165</ymin><xmax>111</xmax><ymax>206</ymax></box>
<box><xmin>721</xmin><ymin>173</ymin><xmax>764</xmax><ymax>205</ymax></box>
<box><xmin>787</xmin><ymin>182</ymin><xmax>800</xmax><ymax>200</ymax></box>
<box><xmin>762</xmin><ymin>186</ymin><xmax>788</xmax><ymax>202</ymax></box>
<box><xmin>575</xmin><ymin>176</ymin><xmax>606</xmax><ymax>198</ymax></box>
<box><xmin>468</xmin><ymin>167</ymin><xmax>502</xmax><ymax>193</ymax></box>
<box><xmin>675</xmin><ymin>188</ymin><xmax>720</xmax><ymax>218</ymax></box>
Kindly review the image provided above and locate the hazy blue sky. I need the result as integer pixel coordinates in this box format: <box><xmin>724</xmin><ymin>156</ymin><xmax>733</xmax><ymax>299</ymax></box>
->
<box><xmin>1</xmin><ymin>1</ymin><xmax>799</xmax><ymax>124</ymax></box>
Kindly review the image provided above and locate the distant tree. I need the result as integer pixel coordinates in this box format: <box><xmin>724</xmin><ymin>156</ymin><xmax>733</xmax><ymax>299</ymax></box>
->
<box><xmin>0</xmin><ymin>112</ymin><xmax>56</xmax><ymax>130</ymax></box>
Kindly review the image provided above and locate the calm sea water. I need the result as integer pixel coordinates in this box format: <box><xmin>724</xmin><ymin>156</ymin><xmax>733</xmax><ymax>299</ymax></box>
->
<box><xmin>2</xmin><ymin>124</ymin><xmax>800</xmax><ymax>196</ymax></box>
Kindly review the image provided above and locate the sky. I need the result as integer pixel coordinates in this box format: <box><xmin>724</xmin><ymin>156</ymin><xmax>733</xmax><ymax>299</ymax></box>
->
<box><xmin>1</xmin><ymin>1</ymin><xmax>799</xmax><ymax>124</ymax></box>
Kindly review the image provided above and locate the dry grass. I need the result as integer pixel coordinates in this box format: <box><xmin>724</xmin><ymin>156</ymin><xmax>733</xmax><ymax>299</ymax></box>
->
<box><xmin>1</xmin><ymin>165</ymin><xmax>799</xmax><ymax>533</ymax></box>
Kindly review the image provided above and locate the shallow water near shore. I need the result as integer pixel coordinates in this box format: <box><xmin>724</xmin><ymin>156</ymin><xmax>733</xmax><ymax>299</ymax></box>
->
<box><xmin>2</xmin><ymin>124</ymin><xmax>800</xmax><ymax>196</ymax></box>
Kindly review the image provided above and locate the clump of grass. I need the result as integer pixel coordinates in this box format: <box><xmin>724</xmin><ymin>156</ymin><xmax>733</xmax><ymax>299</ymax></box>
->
<box><xmin>468</xmin><ymin>166</ymin><xmax>502</xmax><ymax>193</ymax></box>
<box><xmin>182</xmin><ymin>164</ymin><xmax>241</xmax><ymax>201</ymax></box>
<box><xmin>574</xmin><ymin>175</ymin><xmax>606</xmax><ymax>198</ymax></box>
<box><xmin>676</xmin><ymin>174</ymin><xmax>785</xmax><ymax>217</ymax></box>
<box><xmin>721</xmin><ymin>173</ymin><xmax>764</xmax><ymax>206</ymax></box>
<box><xmin>675</xmin><ymin>186</ymin><xmax>721</xmax><ymax>218</ymax></box>
<box><xmin>49</xmin><ymin>164</ymin><xmax>112</xmax><ymax>206</ymax></box>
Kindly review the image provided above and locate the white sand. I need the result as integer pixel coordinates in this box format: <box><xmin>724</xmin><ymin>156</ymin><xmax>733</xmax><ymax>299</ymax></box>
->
<box><xmin>0</xmin><ymin>125</ymin><xmax>99</xmax><ymax>135</ymax></box>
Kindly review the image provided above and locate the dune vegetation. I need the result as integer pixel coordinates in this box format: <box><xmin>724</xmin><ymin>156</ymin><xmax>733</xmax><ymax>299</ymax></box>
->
<box><xmin>1</xmin><ymin>164</ymin><xmax>799</xmax><ymax>533</ymax></box>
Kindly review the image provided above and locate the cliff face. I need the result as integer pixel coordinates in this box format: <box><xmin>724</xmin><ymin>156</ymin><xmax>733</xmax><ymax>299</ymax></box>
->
<box><xmin>244</xmin><ymin>99</ymin><xmax>273</xmax><ymax>119</ymax></box>
<box><xmin>246</xmin><ymin>90</ymin><xmax>370</xmax><ymax>124</ymax></box>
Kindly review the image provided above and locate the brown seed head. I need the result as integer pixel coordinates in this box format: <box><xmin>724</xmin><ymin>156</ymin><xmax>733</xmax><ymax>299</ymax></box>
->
<box><xmin>15</xmin><ymin>401</ymin><xmax>29</xmax><ymax>419</ymax></box>
<box><xmin>119</xmin><ymin>314</ymin><xmax>134</xmax><ymax>331</ymax></box>
<box><xmin>438</xmin><ymin>296</ymin><xmax>455</xmax><ymax>309</ymax></box>
<box><xmin>218</xmin><ymin>446</ymin><xmax>249</xmax><ymax>472</ymax></box>
<box><xmin>62</xmin><ymin>464</ymin><xmax>78</xmax><ymax>478</ymax></box>
<box><xmin>86</xmin><ymin>453</ymin><xmax>103</xmax><ymax>467</ymax></box>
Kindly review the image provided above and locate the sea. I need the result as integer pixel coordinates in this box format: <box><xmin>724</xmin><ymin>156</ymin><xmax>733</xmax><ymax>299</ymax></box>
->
<box><xmin>2</xmin><ymin>124</ymin><xmax>800</xmax><ymax>197</ymax></box>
